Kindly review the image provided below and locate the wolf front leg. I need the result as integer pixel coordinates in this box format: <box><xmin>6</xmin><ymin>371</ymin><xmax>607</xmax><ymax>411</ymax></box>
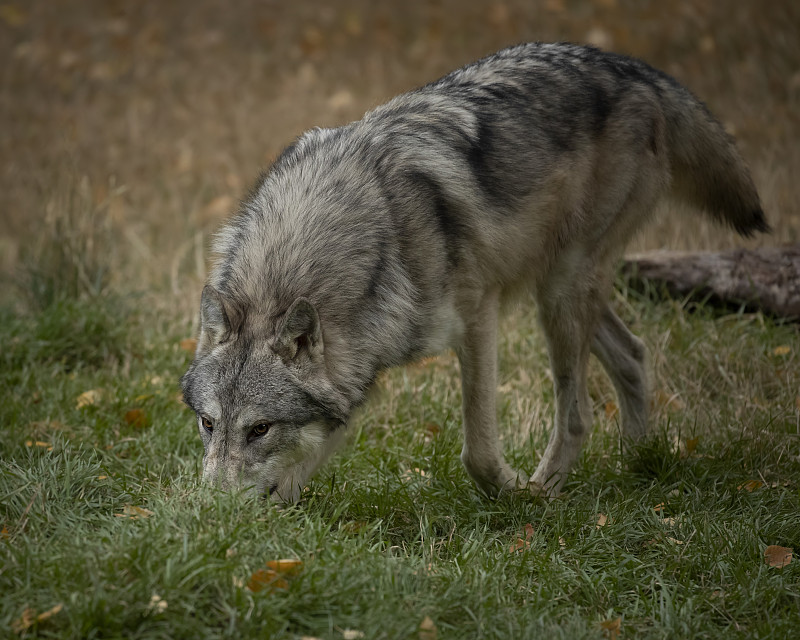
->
<box><xmin>456</xmin><ymin>287</ymin><xmax>525</xmax><ymax>497</ymax></box>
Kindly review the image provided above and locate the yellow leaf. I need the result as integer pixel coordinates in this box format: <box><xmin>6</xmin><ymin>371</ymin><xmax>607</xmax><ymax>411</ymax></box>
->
<box><xmin>737</xmin><ymin>480</ymin><xmax>763</xmax><ymax>492</ymax></box>
<box><xmin>653</xmin><ymin>502</ymin><xmax>665</xmax><ymax>513</ymax></box>
<box><xmin>265</xmin><ymin>558</ymin><xmax>303</xmax><ymax>576</ymax></box>
<box><xmin>772</xmin><ymin>345</ymin><xmax>791</xmax><ymax>356</ymax></box>
<box><xmin>25</xmin><ymin>440</ymin><xmax>52</xmax><ymax>450</ymax></box>
<box><xmin>247</xmin><ymin>568</ymin><xmax>288</xmax><ymax>593</ymax></box>
<box><xmin>36</xmin><ymin>603</ymin><xmax>63</xmax><ymax>623</ymax></box>
<box><xmin>10</xmin><ymin>607</ymin><xmax>35</xmax><ymax>634</ymax></box>
<box><xmin>1</xmin><ymin>525</ymin><xmax>9</xmax><ymax>539</ymax></box>
<box><xmin>76</xmin><ymin>389</ymin><xmax>103</xmax><ymax>409</ymax></box>
<box><xmin>685</xmin><ymin>437</ymin><xmax>699</xmax><ymax>453</ymax></box>
<box><xmin>179</xmin><ymin>338</ymin><xmax>198</xmax><ymax>353</ymax></box>
<box><xmin>97</xmin><ymin>475</ymin><xmax>108</xmax><ymax>480</ymax></box>
<box><xmin>116</xmin><ymin>505</ymin><xmax>154</xmax><ymax>519</ymax></box>
<box><xmin>764</xmin><ymin>545</ymin><xmax>792</xmax><ymax>568</ymax></box>
<box><xmin>124</xmin><ymin>408</ymin><xmax>148</xmax><ymax>429</ymax></box>
<box><xmin>600</xmin><ymin>617</ymin><xmax>621</xmax><ymax>639</ymax></box>
<box><xmin>596</xmin><ymin>513</ymin><xmax>608</xmax><ymax>528</ymax></box>
<box><xmin>604</xmin><ymin>401</ymin><xmax>618</xmax><ymax>419</ymax></box>
<box><xmin>419</xmin><ymin>615</ymin><xmax>438</xmax><ymax>640</ymax></box>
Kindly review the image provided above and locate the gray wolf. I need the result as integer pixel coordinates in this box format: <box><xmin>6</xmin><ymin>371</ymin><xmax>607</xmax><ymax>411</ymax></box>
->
<box><xmin>181</xmin><ymin>42</ymin><xmax>768</xmax><ymax>502</ymax></box>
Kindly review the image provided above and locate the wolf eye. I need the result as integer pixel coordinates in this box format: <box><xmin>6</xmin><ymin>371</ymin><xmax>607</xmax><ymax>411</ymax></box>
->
<box><xmin>249</xmin><ymin>423</ymin><xmax>271</xmax><ymax>440</ymax></box>
<box><xmin>200</xmin><ymin>416</ymin><xmax>213</xmax><ymax>434</ymax></box>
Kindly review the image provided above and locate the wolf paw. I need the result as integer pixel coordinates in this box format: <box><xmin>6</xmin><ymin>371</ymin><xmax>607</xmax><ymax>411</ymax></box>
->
<box><xmin>527</xmin><ymin>477</ymin><xmax>561</xmax><ymax>500</ymax></box>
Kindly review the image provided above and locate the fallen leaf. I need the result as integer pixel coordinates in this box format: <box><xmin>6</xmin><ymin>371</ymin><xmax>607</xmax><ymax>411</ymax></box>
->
<box><xmin>510</xmin><ymin>523</ymin><xmax>536</xmax><ymax>552</ymax></box>
<box><xmin>36</xmin><ymin>603</ymin><xmax>63</xmax><ymax>623</ymax></box>
<box><xmin>1</xmin><ymin>525</ymin><xmax>9</xmax><ymax>539</ymax></box>
<box><xmin>76</xmin><ymin>389</ymin><xmax>103</xmax><ymax>409</ymax></box>
<box><xmin>10</xmin><ymin>607</ymin><xmax>35</xmax><ymax>634</ymax></box>
<box><xmin>97</xmin><ymin>475</ymin><xmax>108</xmax><ymax>480</ymax></box>
<box><xmin>604</xmin><ymin>401</ymin><xmax>618</xmax><ymax>419</ymax></box>
<box><xmin>25</xmin><ymin>440</ymin><xmax>53</xmax><ymax>451</ymax></box>
<box><xmin>124</xmin><ymin>408</ymin><xmax>148</xmax><ymax>429</ymax></box>
<box><xmin>247</xmin><ymin>568</ymin><xmax>288</xmax><ymax>593</ymax></box>
<box><xmin>772</xmin><ymin>345</ymin><xmax>791</xmax><ymax>356</ymax></box>
<box><xmin>600</xmin><ymin>617</ymin><xmax>621</xmax><ymax>639</ymax></box>
<box><xmin>424</xmin><ymin>422</ymin><xmax>441</xmax><ymax>437</ymax></box>
<box><xmin>147</xmin><ymin>594</ymin><xmax>167</xmax><ymax>614</ymax></box>
<box><xmin>737</xmin><ymin>480</ymin><xmax>763</xmax><ymax>492</ymax></box>
<box><xmin>226</xmin><ymin>547</ymin><xmax>237</xmax><ymax>559</ymax></box>
<box><xmin>596</xmin><ymin>513</ymin><xmax>608</xmax><ymax>528</ymax></box>
<box><xmin>685</xmin><ymin>437</ymin><xmax>699</xmax><ymax>453</ymax></box>
<box><xmin>419</xmin><ymin>615</ymin><xmax>438</xmax><ymax>640</ymax></box>
<box><xmin>764</xmin><ymin>545</ymin><xmax>793</xmax><ymax>568</ymax></box>
<box><xmin>179</xmin><ymin>338</ymin><xmax>198</xmax><ymax>353</ymax></box>
<box><xmin>10</xmin><ymin>604</ymin><xmax>62</xmax><ymax>634</ymax></box>
<box><xmin>341</xmin><ymin>631</ymin><xmax>365</xmax><ymax>640</ymax></box>
<box><xmin>666</xmin><ymin>537</ymin><xmax>685</xmax><ymax>545</ymax></box>
<box><xmin>265</xmin><ymin>558</ymin><xmax>303</xmax><ymax>576</ymax></box>
<box><xmin>653</xmin><ymin>502</ymin><xmax>665</xmax><ymax>513</ymax></box>
<box><xmin>116</xmin><ymin>505</ymin><xmax>154</xmax><ymax>519</ymax></box>
<box><xmin>558</xmin><ymin>536</ymin><xmax>566</xmax><ymax>548</ymax></box>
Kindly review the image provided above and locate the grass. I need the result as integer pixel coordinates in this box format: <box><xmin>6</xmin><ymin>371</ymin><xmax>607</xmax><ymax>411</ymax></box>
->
<box><xmin>1</xmin><ymin>294</ymin><xmax>798</xmax><ymax>639</ymax></box>
<box><xmin>2</xmin><ymin>2</ymin><xmax>799</xmax><ymax>637</ymax></box>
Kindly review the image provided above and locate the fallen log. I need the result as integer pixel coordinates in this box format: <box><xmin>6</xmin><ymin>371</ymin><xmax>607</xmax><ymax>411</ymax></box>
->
<box><xmin>621</xmin><ymin>245</ymin><xmax>800</xmax><ymax>320</ymax></box>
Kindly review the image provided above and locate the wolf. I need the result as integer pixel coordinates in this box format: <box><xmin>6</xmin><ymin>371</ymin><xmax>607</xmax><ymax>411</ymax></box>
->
<box><xmin>181</xmin><ymin>42</ymin><xmax>768</xmax><ymax>503</ymax></box>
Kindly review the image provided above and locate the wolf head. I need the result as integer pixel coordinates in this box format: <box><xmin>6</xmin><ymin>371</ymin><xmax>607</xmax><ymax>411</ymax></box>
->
<box><xmin>181</xmin><ymin>285</ymin><xmax>348</xmax><ymax>502</ymax></box>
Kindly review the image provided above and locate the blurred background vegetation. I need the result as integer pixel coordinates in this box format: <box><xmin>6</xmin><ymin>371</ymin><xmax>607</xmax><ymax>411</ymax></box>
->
<box><xmin>1</xmin><ymin>0</ymin><xmax>798</xmax><ymax>313</ymax></box>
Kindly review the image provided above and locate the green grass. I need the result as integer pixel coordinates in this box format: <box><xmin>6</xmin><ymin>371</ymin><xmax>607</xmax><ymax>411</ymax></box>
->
<box><xmin>1</xmin><ymin>295</ymin><xmax>798</xmax><ymax>639</ymax></box>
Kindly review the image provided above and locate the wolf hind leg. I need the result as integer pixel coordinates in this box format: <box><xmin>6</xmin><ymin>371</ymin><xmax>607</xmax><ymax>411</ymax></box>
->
<box><xmin>457</xmin><ymin>287</ymin><xmax>526</xmax><ymax>497</ymax></box>
<box><xmin>528</xmin><ymin>258</ymin><xmax>602</xmax><ymax>498</ymax></box>
<box><xmin>591</xmin><ymin>305</ymin><xmax>648</xmax><ymax>442</ymax></box>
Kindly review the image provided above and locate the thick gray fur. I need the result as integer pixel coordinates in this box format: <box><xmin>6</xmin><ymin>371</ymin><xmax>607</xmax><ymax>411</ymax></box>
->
<box><xmin>181</xmin><ymin>43</ymin><xmax>767</xmax><ymax>502</ymax></box>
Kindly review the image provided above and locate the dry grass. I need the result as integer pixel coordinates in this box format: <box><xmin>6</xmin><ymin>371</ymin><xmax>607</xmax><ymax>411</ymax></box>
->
<box><xmin>1</xmin><ymin>0</ymin><xmax>798</xmax><ymax>310</ymax></box>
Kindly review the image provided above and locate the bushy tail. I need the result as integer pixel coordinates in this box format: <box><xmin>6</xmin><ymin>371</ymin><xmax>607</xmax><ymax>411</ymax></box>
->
<box><xmin>659</xmin><ymin>78</ymin><xmax>770</xmax><ymax>237</ymax></box>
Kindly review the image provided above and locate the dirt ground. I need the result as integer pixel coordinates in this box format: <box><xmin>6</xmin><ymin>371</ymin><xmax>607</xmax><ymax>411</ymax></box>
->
<box><xmin>1</xmin><ymin>0</ymin><xmax>798</xmax><ymax>307</ymax></box>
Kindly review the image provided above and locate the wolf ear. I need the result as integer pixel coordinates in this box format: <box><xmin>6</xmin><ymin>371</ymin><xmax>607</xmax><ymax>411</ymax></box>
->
<box><xmin>199</xmin><ymin>285</ymin><xmax>242</xmax><ymax>348</ymax></box>
<box><xmin>274</xmin><ymin>297</ymin><xmax>324</xmax><ymax>365</ymax></box>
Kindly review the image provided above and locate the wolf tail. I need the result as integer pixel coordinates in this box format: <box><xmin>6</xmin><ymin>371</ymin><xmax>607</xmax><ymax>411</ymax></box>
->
<box><xmin>659</xmin><ymin>77</ymin><xmax>770</xmax><ymax>237</ymax></box>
